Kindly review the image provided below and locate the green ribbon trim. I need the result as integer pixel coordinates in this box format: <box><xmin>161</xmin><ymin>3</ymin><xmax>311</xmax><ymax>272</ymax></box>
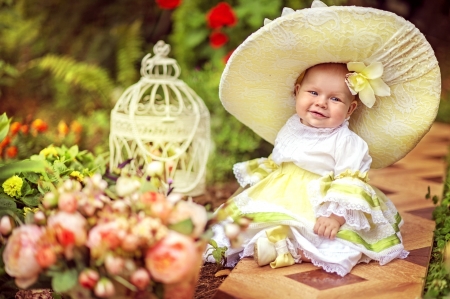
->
<box><xmin>336</xmin><ymin>212</ymin><xmax>403</xmax><ymax>253</ymax></box>
<box><xmin>322</xmin><ymin>180</ymin><xmax>381</xmax><ymax>209</ymax></box>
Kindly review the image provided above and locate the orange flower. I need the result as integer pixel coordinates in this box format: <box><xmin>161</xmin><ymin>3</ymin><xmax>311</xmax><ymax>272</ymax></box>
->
<box><xmin>6</xmin><ymin>146</ymin><xmax>18</xmax><ymax>158</ymax></box>
<box><xmin>10</xmin><ymin>122</ymin><xmax>21</xmax><ymax>135</ymax></box>
<box><xmin>58</xmin><ymin>121</ymin><xmax>69</xmax><ymax>136</ymax></box>
<box><xmin>70</xmin><ymin>121</ymin><xmax>82</xmax><ymax>134</ymax></box>
<box><xmin>31</xmin><ymin>119</ymin><xmax>48</xmax><ymax>133</ymax></box>
<box><xmin>20</xmin><ymin>125</ymin><xmax>29</xmax><ymax>135</ymax></box>
<box><xmin>0</xmin><ymin>136</ymin><xmax>11</xmax><ymax>148</ymax></box>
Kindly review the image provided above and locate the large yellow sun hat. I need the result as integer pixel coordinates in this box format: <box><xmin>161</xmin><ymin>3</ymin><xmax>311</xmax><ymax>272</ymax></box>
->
<box><xmin>219</xmin><ymin>0</ymin><xmax>441</xmax><ymax>169</ymax></box>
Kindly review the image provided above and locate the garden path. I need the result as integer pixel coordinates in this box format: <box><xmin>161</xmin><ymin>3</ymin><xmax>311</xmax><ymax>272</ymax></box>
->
<box><xmin>212</xmin><ymin>122</ymin><xmax>450</xmax><ymax>299</ymax></box>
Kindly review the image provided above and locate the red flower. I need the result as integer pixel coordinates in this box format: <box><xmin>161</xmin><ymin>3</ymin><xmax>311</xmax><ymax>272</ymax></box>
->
<box><xmin>207</xmin><ymin>2</ymin><xmax>237</xmax><ymax>29</ymax></box>
<box><xmin>20</xmin><ymin>125</ymin><xmax>29</xmax><ymax>135</ymax></box>
<box><xmin>209</xmin><ymin>31</ymin><xmax>228</xmax><ymax>48</ymax></box>
<box><xmin>0</xmin><ymin>136</ymin><xmax>10</xmax><ymax>149</ymax></box>
<box><xmin>10</xmin><ymin>122</ymin><xmax>21</xmax><ymax>135</ymax></box>
<box><xmin>6</xmin><ymin>146</ymin><xmax>17</xmax><ymax>158</ymax></box>
<box><xmin>156</xmin><ymin>0</ymin><xmax>182</xmax><ymax>10</ymax></box>
<box><xmin>56</xmin><ymin>228</ymin><xmax>76</xmax><ymax>246</ymax></box>
<box><xmin>31</xmin><ymin>119</ymin><xmax>48</xmax><ymax>133</ymax></box>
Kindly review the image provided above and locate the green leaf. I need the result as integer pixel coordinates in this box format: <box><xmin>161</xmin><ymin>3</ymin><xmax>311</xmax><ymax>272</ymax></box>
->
<box><xmin>53</xmin><ymin>161</ymin><xmax>70</xmax><ymax>176</ymax></box>
<box><xmin>0</xmin><ymin>194</ymin><xmax>16</xmax><ymax>209</ymax></box>
<box><xmin>209</xmin><ymin>239</ymin><xmax>218</xmax><ymax>248</ymax></box>
<box><xmin>21</xmin><ymin>180</ymin><xmax>33</xmax><ymax>196</ymax></box>
<box><xmin>0</xmin><ymin>160</ymin><xmax>46</xmax><ymax>181</ymax></box>
<box><xmin>168</xmin><ymin>218</ymin><xmax>194</xmax><ymax>235</ymax></box>
<box><xmin>21</xmin><ymin>194</ymin><xmax>40</xmax><ymax>207</ymax></box>
<box><xmin>51</xmin><ymin>268</ymin><xmax>77</xmax><ymax>293</ymax></box>
<box><xmin>38</xmin><ymin>181</ymin><xmax>55</xmax><ymax>194</ymax></box>
<box><xmin>68</xmin><ymin>145</ymin><xmax>79</xmax><ymax>159</ymax></box>
<box><xmin>23</xmin><ymin>171</ymin><xmax>40</xmax><ymax>184</ymax></box>
<box><xmin>0</xmin><ymin>112</ymin><xmax>10</xmax><ymax>142</ymax></box>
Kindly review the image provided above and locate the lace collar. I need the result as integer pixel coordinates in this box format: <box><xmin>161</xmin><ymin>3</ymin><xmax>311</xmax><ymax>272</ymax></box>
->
<box><xmin>287</xmin><ymin>114</ymin><xmax>348</xmax><ymax>135</ymax></box>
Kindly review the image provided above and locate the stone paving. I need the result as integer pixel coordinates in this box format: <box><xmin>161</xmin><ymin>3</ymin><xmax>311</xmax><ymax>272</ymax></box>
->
<box><xmin>213</xmin><ymin>122</ymin><xmax>450</xmax><ymax>299</ymax></box>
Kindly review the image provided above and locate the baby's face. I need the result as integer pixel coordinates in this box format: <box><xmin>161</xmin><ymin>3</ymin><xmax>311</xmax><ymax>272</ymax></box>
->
<box><xmin>295</xmin><ymin>64</ymin><xmax>357</xmax><ymax>128</ymax></box>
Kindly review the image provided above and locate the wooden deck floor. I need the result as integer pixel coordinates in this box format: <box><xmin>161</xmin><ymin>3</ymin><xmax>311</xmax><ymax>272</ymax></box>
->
<box><xmin>212</xmin><ymin>122</ymin><xmax>450</xmax><ymax>299</ymax></box>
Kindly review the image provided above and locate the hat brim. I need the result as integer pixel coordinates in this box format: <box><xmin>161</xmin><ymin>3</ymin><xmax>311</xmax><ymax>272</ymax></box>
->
<box><xmin>220</xmin><ymin>5</ymin><xmax>441</xmax><ymax>168</ymax></box>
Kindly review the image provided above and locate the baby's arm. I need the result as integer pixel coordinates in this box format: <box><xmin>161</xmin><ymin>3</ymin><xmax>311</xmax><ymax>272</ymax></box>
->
<box><xmin>313</xmin><ymin>214</ymin><xmax>345</xmax><ymax>240</ymax></box>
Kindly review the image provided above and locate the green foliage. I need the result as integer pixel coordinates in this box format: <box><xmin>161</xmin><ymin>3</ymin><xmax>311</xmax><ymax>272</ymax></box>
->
<box><xmin>0</xmin><ymin>113</ymin><xmax>10</xmax><ymax>141</ymax></box>
<box><xmin>436</xmin><ymin>99</ymin><xmax>450</xmax><ymax>124</ymax></box>
<box><xmin>424</xmin><ymin>154</ymin><xmax>450</xmax><ymax>298</ymax></box>
<box><xmin>181</xmin><ymin>65</ymin><xmax>269</xmax><ymax>183</ymax></box>
<box><xmin>206</xmin><ymin>239</ymin><xmax>228</xmax><ymax>270</ymax></box>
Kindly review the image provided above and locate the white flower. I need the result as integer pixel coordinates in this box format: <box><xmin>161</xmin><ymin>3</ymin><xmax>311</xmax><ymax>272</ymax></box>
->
<box><xmin>145</xmin><ymin>161</ymin><xmax>164</xmax><ymax>177</ymax></box>
<box><xmin>345</xmin><ymin>62</ymin><xmax>391</xmax><ymax>108</ymax></box>
<box><xmin>115</xmin><ymin>177</ymin><xmax>141</xmax><ymax>197</ymax></box>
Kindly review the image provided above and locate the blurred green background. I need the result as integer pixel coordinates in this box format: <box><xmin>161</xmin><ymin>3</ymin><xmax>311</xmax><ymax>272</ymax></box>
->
<box><xmin>0</xmin><ymin>0</ymin><xmax>449</xmax><ymax>183</ymax></box>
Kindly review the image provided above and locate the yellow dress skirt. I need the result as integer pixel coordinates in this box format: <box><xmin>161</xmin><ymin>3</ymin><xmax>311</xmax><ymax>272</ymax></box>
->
<box><xmin>210</xmin><ymin>158</ymin><xmax>408</xmax><ymax>276</ymax></box>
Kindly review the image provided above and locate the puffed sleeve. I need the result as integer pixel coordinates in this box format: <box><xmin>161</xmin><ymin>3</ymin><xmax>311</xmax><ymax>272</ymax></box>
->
<box><xmin>233</xmin><ymin>155</ymin><xmax>279</xmax><ymax>188</ymax></box>
<box><xmin>334</xmin><ymin>134</ymin><xmax>372</xmax><ymax>175</ymax></box>
<box><xmin>308</xmin><ymin>135</ymin><xmax>391</xmax><ymax>231</ymax></box>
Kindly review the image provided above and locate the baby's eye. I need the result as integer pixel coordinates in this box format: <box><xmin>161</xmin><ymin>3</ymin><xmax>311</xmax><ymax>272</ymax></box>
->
<box><xmin>309</xmin><ymin>91</ymin><xmax>318</xmax><ymax>96</ymax></box>
<box><xmin>330</xmin><ymin>97</ymin><xmax>341</xmax><ymax>102</ymax></box>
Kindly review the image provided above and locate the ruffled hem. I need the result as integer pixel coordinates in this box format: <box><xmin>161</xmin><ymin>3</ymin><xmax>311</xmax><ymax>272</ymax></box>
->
<box><xmin>316</xmin><ymin>201</ymin><xmax>371</xmax><ymax>231</ymax></box>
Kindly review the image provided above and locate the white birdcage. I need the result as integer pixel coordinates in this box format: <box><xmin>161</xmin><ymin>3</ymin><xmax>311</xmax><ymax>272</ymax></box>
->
<box><xmin>109</xmin><ymin>40</ymin><xmax>210</xmax><ymax>196</ymax></box>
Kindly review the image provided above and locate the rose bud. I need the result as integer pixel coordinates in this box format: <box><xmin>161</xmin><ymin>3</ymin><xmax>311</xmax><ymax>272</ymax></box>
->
<box><xmin>94</xmin><ymin>277</ymin><xmax>115</xmax><ymax>298</ymax></box>
<box><xmin>0</xmin><ymin>216</ymin><xmax>14</xmax><ymax>236</ymax></box>
<box><xmin>34</xmin><ymin>211</ymin><xmax>46</xmax><ymax>225</ymax></box>
<box><xmin>224</xmin><ymin>223</ymin><xmax>241</xmax><ymax>240</ymax></box>
<box><xmin>104</xmin><ymin>254</ymin><xmax>125</xmax><ymax>275</ymax></box>
<box><xmin>35</xmin><ymin>246</ymin><xmax>57</xmax><ymax>268</ymax></box>
<box><xmin>121</xmin><ymin>234</ymin><xmax>140</xmax><ymax>252</ymax></box>
<box><xmin>130</xmin><ymin>268</ymin><xmax>151</xmax><ymax>290</ymax></box>
<box><xmin>79</xmin><ymin>268</ymin><xmax>100</xmax><ymax>289</ymax></box>
<box><xmin>42</xmin><ymin>193</ymin><xmax>58</xmax><ymax>209</ymax></box>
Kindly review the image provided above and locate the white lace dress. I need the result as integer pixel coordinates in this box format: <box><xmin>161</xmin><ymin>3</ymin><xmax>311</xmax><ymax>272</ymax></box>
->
<box><xmin>206</xmin><ymin>114</ymin><xmax>408</xmax><ymax>276</ymax></box>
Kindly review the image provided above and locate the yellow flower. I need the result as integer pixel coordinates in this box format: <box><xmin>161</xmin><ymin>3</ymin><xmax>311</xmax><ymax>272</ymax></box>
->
<box><xmin>345</xmin><ymin>62</ymin><xmax>391</xmax><ymax>108</ymax></box>
<box><xmin>2</xmin><ymin>175</ymin><xmax>23</xmax><ymax>198</ymax></box>
<box><xmin>40</xmin><ymin>146</ymin><xmax>58</xmax><ymax>158</ymax></box>
<box><xmin>23</xmin><ymin>207</ymin><xmax>39</xmax><ymax>217</ymax></box>
<box><xmin>70</xmin><ymin>171</ymin><xmax>84</xmax><ymax>182</ymax></box>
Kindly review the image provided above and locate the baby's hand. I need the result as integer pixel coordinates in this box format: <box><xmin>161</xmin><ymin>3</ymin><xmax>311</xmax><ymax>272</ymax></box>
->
<box><xmin>313</xmin><ymin>214</ymin><xmax>345</xmax><ymax>240</ymax></box>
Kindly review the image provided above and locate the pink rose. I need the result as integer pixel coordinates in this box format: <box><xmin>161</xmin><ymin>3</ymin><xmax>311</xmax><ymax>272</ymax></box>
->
<box><xmin>130</xmin><ymin>268</ymin><xmax>151</xmax><ymax>290</ymax></box>
<box><xmin>48</xmin><ymin>211</ymin><xmax>87</xmax><ymax>247</ymax></box>
<box><xmin>104</xmin><ymin>254</ymin><xmax>125</xmax><ymax>275</ymax></box>
<box><xmin>145</xmin><ymin>231</ymin><xmax>198</xmax><ymax>284</ymax></box>
<box><xmin>58</xmin><ymin>192</ymin><xmax>78</xmax><ymax>213</ymax></box>
<box><xmin>87</xmin><ymin>221</ymin><xmax>124</xmax><ymax>257</ymax></box>
<box><xmin>3</xmin><ymin>225</ymin><xmax>43</xmax><ymax>288</ymax></box>
<box><xmin>35</xmin><ymin>245</ymin><xmax>57</xmax><ymax>268</ymax></box>
<box><xmin>140</xmin><ymin>191</ymin><xmax>173</xmax><ymax>222</ymax></box>
<box><xmin>168</xmin><ymin>200</ymin><xmax>207</xmax><ymax>238</ymax></box>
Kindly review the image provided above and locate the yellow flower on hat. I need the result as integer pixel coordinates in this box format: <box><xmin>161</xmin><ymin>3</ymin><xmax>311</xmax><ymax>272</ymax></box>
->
<box><xmin>345</xmin><ymin>62</ymin><xmax>391</xmax><ymax>108</ymax></box>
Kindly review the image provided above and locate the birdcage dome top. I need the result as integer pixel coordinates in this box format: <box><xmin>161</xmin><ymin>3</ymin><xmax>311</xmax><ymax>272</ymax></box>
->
<box><xmin>140</xmin><ymin>40</ymin><xmax>181</xmax><ymax>80</ymax></box>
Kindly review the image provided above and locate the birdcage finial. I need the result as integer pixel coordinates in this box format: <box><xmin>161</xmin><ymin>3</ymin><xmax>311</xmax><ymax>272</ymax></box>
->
<box><xmin>140</xmin><ymin>40</ymin><xmax>181</xmax><ymax>79</ymax></box>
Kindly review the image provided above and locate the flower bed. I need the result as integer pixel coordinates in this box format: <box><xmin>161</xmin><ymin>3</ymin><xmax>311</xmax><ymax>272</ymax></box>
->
<box><xmin>424</xmin><ymin>152</ymin><xmax>450</xmax><ymax>298</ymax></box>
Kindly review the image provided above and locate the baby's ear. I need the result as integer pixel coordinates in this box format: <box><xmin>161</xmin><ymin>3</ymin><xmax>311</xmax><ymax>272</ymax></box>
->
<box><xmin>347</xmin><ymin>100</ymin><xmax>358</xmax><ymax>117</ymax></box>
<box><xmin>294</xmin><ymin>83</ymin><xmax>301</xmax><ymax>95</ymax></box>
